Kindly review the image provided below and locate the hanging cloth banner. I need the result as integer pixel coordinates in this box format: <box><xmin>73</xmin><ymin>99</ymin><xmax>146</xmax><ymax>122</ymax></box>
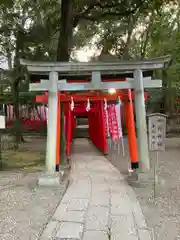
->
<box><xmin>107</xmin><ymin>104</ymin><xmax>113</xmax><ymax>135</ymax></box>
<box><xmin>115</xmin><ymin>101</ymin><xmax>125</xmax><ymax>156</ymax></box>
<box><xmin>115</xmin><ymin>102</ymin><xmax>123</xmax><ymax>138</ymax></box>
<box><xmin>107</xmin><ymin>104</ymin><xmax>113</xmax><ymax>149</ymax></box>
<box><xmin>110</xmin><ymin>104</ymin><xmax>120</xmax><ymax>141</ymax></box>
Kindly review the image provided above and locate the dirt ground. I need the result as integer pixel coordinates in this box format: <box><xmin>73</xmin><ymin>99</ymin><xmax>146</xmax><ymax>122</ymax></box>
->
<box><xmin>0</xmin><ymin>136</ymin><xmax>68</xmax><ymax>240</ymax></box>
<box><xmin>107</xmin><ymin>137</ymin><xmax>180</xmax><ymax>240</ymax></box>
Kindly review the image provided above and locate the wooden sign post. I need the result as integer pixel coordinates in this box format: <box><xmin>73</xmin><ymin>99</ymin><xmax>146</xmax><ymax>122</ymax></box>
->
<box><xmin>147</xmin><ymin>113</ymin><xmax>167</xmax><ymax>199</ymax></box>
<box><xmin>0</xmin><ymin>114</ymin><xmax>5</xmax><ymax>169</ymax></box>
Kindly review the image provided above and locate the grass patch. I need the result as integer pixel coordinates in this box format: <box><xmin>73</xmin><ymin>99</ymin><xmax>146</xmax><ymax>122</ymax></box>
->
<box><xmin>1</xmin><ymin>150</ymin><xmax>45</xmax><ymax>172</ymax></box>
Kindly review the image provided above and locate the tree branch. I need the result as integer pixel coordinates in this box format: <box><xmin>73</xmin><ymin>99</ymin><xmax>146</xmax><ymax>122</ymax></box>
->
<box><xmin>73</xmin><ymin>1</ymin><xmax>144</xmax><ymax>27</ymax></box>
<box><xmin>140</xmin><ymin>11</ymin><xmax>156</xmax><ymax>59</ymax></box>
<box><xmin>74</xmin><ymin>0</ymin><xmax>121</xmax><ymax>19</ymax></box>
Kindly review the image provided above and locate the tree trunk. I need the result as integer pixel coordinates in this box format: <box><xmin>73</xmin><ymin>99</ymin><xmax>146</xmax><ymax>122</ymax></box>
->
<box><xmin>56</xmin><ymin>0</ymin><xmax>73</xmax><ymax>165</ymax></box>
<box><xmin>12</xmin><ymin>30</ymin><xmax>25</xmax><ymax>149</ymax></box>
<box><xmin>140</xmin><ymin>12</ymin><xmax>154</xmax><ymax>59</ymax></box>
<box><xmin>123</xmin><ymin>17</ymin><xmax>134</xmax><ymax>60</ymax></box>
<box><xmin>12</xmin><ymin>81</ymin><xmax>22</xmax><ymax>149</ymax></box>
<box><xmin>162</xmin><ymin>69</ymin><xmax>170</xmax><ymax>114</ymax></box>
<box><xmin>57</xmin><ymin>0</ymin><xmax>73</xmax><ymax>61</ymax></box>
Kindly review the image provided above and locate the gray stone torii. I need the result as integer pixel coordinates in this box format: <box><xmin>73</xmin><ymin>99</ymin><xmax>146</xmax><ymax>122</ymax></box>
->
<box><xmin>20</xmin><ymin>56</ymin><xmax>170</xmax><ymax>186</ymax></box>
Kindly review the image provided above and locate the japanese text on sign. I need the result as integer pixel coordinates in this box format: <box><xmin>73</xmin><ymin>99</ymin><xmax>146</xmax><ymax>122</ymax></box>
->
<box><xmin>0</xmin><ymin>115</ymin><xmax>5</xmax><ymax>129</ymax></box>
<box><xmin>148</xmin><ymin>113</ymin><xmax>167</xmax><ymax>151</ymax></box>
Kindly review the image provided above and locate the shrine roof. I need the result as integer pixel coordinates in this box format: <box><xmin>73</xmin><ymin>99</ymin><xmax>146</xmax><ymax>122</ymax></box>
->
<box><xmin>30</xmin><ymin>70</ymin><xmax>153</xmax><ymax>81</ymax></box>
<box><xmin>21</xmin><ymin>55</ymin><xmax>171</xmax><ymax>75</ymax></box>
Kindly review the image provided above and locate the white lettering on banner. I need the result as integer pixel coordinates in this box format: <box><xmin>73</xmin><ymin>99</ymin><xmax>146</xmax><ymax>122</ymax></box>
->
<box><xmin>115</xmin><ymin>103</ymin><xmax>123</xmax><ymax>138</ymax></box>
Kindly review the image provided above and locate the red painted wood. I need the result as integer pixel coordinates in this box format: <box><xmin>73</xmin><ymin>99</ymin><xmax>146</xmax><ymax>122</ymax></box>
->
<box><xmin>99</xmin><ymin>101</ymin><xmax>107</xmax><ymax>154</ymax></box>
<box><xmin>35</xmin><ymin>91</ymin><xmax>148</xmax><ymax>103</ymax></box>
<box><xmin>66</xmin><ymin>106</ymin><xmax>72</xmax><ymax>157</ymax></box>
<box><xmin>56</xmin><ymin>92</ymin><xmax>61</xmax><ymax>165</ymax></box>
<box><xmin>125</xmin><ymin>89</ymin><xmax>138</xmax><ymax>166</ymax></box>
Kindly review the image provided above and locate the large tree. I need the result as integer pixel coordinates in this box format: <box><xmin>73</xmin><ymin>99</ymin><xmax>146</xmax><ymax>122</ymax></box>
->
<box><xmin>0</xmin><ymin>0</ymin><xmax>177</xmax><ymax>149</ymax></box>
<box><xmin>56</xmin><ymin>0</ymin><xmax>174</xmax><ymax>61</ymax></box>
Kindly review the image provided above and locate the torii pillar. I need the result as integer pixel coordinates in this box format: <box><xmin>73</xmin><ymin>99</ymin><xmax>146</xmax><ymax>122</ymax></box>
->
<box><xmin>134</xmin><ymin>69</ymin><xmax>150</xmax><ymax>172</ymax></box>
<box><xmin>125</xmin><ymin>89</ymin><xmax>139</xmax><ymax>169</ymax></box>
<box><xmin>38</xmin><ymin>72</ymin><xmax>60</xmax><ymax>186</ymax></box>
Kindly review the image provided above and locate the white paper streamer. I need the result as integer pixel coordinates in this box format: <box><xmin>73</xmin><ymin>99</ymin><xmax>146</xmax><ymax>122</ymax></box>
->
<box><xmin>86</xmin><ymin>98</ymin><xmax>90</xmax><ymax>112</ymax></box>
<box><xmin>104</xmin><ymin>98</ymin><xmax>107</xmax><ymax>110</ymax></box>
<box><xmin>70</xmin><ymin>96</ymin><xmax>74</xmax><ymax>111</ymax></box>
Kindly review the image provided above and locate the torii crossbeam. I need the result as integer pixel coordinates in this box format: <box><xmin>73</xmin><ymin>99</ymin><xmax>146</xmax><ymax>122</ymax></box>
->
<box><xmin>20</xmin><ymin>56</ymin><xmax>170</xmax><ymax>186</ymax></box>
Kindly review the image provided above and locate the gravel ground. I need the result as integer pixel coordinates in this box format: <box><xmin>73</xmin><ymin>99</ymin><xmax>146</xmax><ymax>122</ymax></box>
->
<box><xmin>0</xmin><ymin>171</ymin><xmax>68</xmax><ymax>240</ymax></box>
<box><xmin>107</xmin><ymin>137</ymin><xmax>180</xmax><ymax>240</ymax></box>
<box><xmin>2</xmin><ymin>135</ymin><xmax>180</xmax><ymax>239</ymax></box>
<box><xmin>0</xmin><ymin>136</ymin><xmax>68</xmax><ymax>240</ymax></box>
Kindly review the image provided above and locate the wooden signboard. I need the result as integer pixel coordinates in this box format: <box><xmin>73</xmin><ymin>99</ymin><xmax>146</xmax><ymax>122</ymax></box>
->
<box><xmin>0</xmin><ymin>115</ymin><xmax>5</xmax><ymax>129</ymax></box>
<box><xmin>147</xmin><ymin>113</ymin><xmax>167</xmax><ymax>152</ymax></box>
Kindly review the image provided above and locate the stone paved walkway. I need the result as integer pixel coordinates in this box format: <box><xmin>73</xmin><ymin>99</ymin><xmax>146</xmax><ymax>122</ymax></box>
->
<box><xmin>40</xmin><ymin>139</ymin><xmax>151</xmax><ymax>240</ymax></box>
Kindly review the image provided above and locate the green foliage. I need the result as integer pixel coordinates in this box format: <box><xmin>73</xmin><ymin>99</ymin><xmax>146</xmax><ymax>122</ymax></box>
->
<box><xmin>0</xmin><ymin>0</ymin><xmax>176</xmax><ymax>63</ymax></box>
<box><xmin>71</xmin><ymin>1</ymin><xmax>180</xmax><ymax>114</ymax></box>
<box><xmin>0</xmin><ymin>0</ymin><xmax>179</xmax><ymax>113</ymax></box>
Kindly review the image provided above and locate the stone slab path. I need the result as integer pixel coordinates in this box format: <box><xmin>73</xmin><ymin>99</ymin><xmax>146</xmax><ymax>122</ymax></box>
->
<box><xmin>40</xmin><ymin>139</ymin><xmax>151</xmax><ymax>240</ymax></box>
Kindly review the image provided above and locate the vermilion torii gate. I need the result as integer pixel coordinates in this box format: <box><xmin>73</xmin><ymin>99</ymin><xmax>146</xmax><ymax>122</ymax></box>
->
<box><xmin>21</xmin><ymin>56</ymin><xmax>170</xmax><ymax>186</ymax></box>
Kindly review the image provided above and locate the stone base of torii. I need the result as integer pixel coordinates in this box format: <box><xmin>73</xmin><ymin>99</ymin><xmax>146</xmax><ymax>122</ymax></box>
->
<box><xmin>20</xmin><ymin>56</ymin><xmax>170</xmax><ymax>186</ymax></box>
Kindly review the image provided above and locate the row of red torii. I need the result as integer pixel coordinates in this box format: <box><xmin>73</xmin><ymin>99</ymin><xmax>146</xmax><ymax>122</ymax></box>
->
<box><xmin>20</xmin><ymin>56</ymin><xmax>170</xmax><ymax>186</ymax></box>
<box><xmin>35</xmin><ymin>91</ymin><xmax>148</xmax><ymax>167</ymax></box>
